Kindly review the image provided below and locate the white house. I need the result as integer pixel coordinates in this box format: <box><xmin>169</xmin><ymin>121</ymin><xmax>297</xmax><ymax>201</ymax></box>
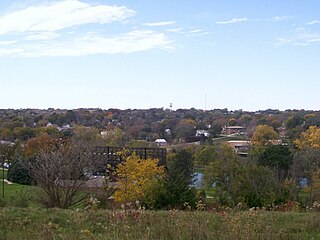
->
<box><xmin>155</xmin><ymin>139</ymin><xmax>167</xmax><ymax>146</ymax></box>
<box><xmin>196</xmin><ymin>130</ymin><xmax>210</xmax><ymax>137</ymax></box>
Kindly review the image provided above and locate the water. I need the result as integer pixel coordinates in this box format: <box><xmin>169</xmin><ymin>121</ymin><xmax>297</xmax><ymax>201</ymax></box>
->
<box><xmin>193</xmin><ymin>172</ymin><xmax>203</xmax><ymax>188</ymax></box>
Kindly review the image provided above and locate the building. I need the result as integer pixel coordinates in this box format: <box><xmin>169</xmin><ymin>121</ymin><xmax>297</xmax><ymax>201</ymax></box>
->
<box><xmin>223</xmin><ymin>126</ymin><xmax>245</xmax><ymax>135</ymax></box>
<box><xmin>0</xmin><ymin>140</ymin><xmax>14</xmax><ymax>146</ymax></box>
<box><xmin>155</xmin><ymin>139</ymin><xmax>167</xmax><ymax>146</ymax></box>
<box><xmin>195</xmin><ymin>130</ymin><xmax>210</xmax><ymax>137</ymax></box>
<box><xmin>227</xmin><ymin>140</ymin><xmax>250</xmax><ymax>155</ymax></box>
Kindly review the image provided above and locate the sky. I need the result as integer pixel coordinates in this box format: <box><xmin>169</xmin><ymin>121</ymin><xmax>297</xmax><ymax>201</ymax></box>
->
<box><xmin>0</xmin><ymin>0</ymin><xmax>319</xmax><ymax>111</ymax></box>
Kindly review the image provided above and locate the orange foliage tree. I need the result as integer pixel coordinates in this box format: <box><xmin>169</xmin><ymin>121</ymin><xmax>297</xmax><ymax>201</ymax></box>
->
<box><xmin>24</xmin><ymin>133</ymin><xmax>55</xmax><ymax>158</ymax></box>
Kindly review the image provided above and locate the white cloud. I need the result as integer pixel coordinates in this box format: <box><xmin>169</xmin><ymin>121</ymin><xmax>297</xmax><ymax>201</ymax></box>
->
<box><xmin>272</xmin><ymin>15</ymin><xmax>291</xmax><ymax>22</ymax></box>
<box><xmin>186</xmin><ymin>29</ymin><xmax>209</xmax><ymax>36</ymax></box>
<box><xmin>307</xmin><ymin>20</ymin><xmax>320</xmax><ymax>25</ymax></box>
<box><xmin>0</xmin><ymin>48</ymin><xmax>23</xmax><ymax>56</ymax></box>
<box><xmin>25</xmin><ymin>32</ymin><xmax>61</xmax><ymax>40</ymax></box>
<box><xmin>0</xmin><ymin>40</ymin><xmax>16</xmax><ymax>45</ymax></box>
<box><xmin>3</xmin><ymin>30</ymin><xmax>172</xmax><ymax>57</ymax></box>
<box><xmin>0</xmin><ymin>0</ymin><xmax>135</xmax><ymax>34</ymax></box>
<box><xmin>216</xmin><ymin>17</ymin><xmax>248</xmax><ymax>24</ymax></box>
<box><xmin>188</xmin><ymin>29</ymin><xmax>203</xmax><ymax>34</ymax></box>
<box><xmin>0</xmin><ymin>1</ymin><xmax>177</xmax><ymax>57</ymax></box>
<box><xmin>143</xmin><ymin>21</ymin><xmax>175</xmax><ymax>27</ymax></box>
<box><xmin>167</xmin><ymin>27</ymin><xmax>209</xmax><ymax>37</ymax></box>
<box><xmin>276</xmin><ymin>28</ymin><xmax>320</xmax><ymax>46</ymax></box>
<box><xmin>167</xmin><ymin>27</ymin><xmax>184</xmax><ymax>33</ymax></box>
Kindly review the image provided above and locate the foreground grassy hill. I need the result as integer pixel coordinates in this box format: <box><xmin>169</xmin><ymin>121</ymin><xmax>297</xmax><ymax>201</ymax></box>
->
<box><xmin>0</xmin><ymin>172</ymin><xmax>320</xmax><ymax>239</ymax></box>
<box><xmin>0</xmin><ymin>207</ymin><xmax>320</xmax><ymax>240</ymax></box>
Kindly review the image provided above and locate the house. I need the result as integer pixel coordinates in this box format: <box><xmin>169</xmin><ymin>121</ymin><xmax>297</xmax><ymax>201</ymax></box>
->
<box><xmin>277</xmin><ymin>126</ymin><xmax>286</xmax><ymax>138</ymax></box>
<box><xmin>165</xmin><ymin>129</ymin><xmax>171</xmax><ymax>136</ymax></box>
<box><xmin>155</xmin><ymin>139</ymin><xmax>167</xmax><ymax>146</ymax></box>
<box><xmin>58</xmin><ymin>124</ymin><xmax>71</xmax><ymax>131</ymax></box>
<box><xmin>195</xmin><ymin>130</ymin><xmax>210</xmax><ymax>137</ymax></box>
<box><xmin>227</xmin><ymin>140</ymin><xmax>250</xmax><ymax>155</ymax></box>
<box><xmin>223</xmin><ymin>126</ymin><xmax>245</xmax><ymax>135</ymax></box>
<box><xmin>0</xmin><ymin>140</ymin><xmax>14</xmax><ymax>146</ymax></box>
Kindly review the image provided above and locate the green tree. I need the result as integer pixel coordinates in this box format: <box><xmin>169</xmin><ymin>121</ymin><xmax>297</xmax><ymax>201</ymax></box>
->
<box><xmin>194</xmin><ymin>145</ymin><xmax>217</xmax><ymax>166</ymax></box>
<box><xmin>240</xmin><ymin>163</ymin><xmax>277</xmax><ymax>207</ymax></box>
<box><xmin>290</xmin><ymin>147</ymin><xmax>320</xmax><ymax>204</ymax></box>
<box><xmin>13</xmin><ymin>127</ymin><xmax>36</xmax><ymax>141</ymax></box>
<box><xmin>162</xmin><ymin>149</ymin><xmax>197</xmax><ymax>208</ymax></box>
<box><xmin>173</xmin><ymin>119</ymin><xmax>196</xmax><ymax>140</ymax></box>
<box><xmin>204</xmin><ymin>144</ymin><xmax>242</xmax><ymax>206</ymax></box>
<box><xmin>285</xmin><ymin>115</ymin><xmax>304</xmax><ymax>129</ymax></box>
<box><xmin>258</xmin><ymin>145</ymin><xmax>293</xmax><ymax>181</ymax></box>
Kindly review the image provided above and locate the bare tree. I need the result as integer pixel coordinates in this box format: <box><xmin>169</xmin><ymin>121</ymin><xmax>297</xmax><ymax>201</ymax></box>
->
<box><xmin>31</xmin><ymin>139</ymin><xmax>96</xmax><ymax>208</ymax></box>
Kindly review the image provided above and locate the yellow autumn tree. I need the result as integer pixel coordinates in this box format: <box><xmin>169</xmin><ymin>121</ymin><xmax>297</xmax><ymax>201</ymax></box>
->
<box><xmin>252</xmin><ymin>125</ymin><xmax>278</xmax><ymax>146</ymax></box>
<box><xmin>294</xmin><ymin>126</ymin><xmax>320</xmax><ymax>149</ymax></box>
<box><xmin>114</xmin><ymin>154</ymin><xmax>164</xmax><ymax>204</ymax></box>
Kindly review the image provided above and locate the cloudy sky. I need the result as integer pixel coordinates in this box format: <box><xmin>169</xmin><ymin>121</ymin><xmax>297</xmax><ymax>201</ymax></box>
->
<box><xmin>0</xmin><ymin>0</ymin><xmax>319</xmax><ymax>110</ymax></box>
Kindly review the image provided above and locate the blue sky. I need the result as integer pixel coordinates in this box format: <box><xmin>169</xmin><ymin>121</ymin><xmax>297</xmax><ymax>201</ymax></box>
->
<box><xmin>0</xmin><ymin>0</ymin><xmax>319</xmax><ymax>111</ymax></box>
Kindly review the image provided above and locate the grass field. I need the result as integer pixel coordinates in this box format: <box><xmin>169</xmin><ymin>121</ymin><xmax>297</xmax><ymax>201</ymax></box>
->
<box><xmin>0</xmin><ymin>168</ymin><xmax>8</xmax><ymax>179</ymax></box>
<box><xmin>0</xmin><ymin>176</ymin><xmax>319</xmax><ymax>239</ymax></box>
<box><xmin>0</xmin><ymin>207</ymin><xmax>320</xmax><ymax>240</ymax></box>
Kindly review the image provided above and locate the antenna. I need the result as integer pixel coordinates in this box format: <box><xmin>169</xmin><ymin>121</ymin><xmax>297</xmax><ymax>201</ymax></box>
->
<box><xmin>170</xmin><ymin>103</ymin><xmax>173</xmax><ymax>111</ymax></box>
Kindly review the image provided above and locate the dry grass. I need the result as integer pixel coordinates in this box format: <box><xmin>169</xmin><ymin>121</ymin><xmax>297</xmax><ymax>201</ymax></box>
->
<box><xmin>0</xmin><ymin>207</ymin><xmax>319</xmax><ymax>240</ymax></box>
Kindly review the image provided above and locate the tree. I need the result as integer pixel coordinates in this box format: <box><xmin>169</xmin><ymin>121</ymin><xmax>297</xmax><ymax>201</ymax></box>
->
<box><xmin>258</xmin><ymin>145</ymin><xmax>293</xmax><ymax>181</ymax></box>
<box><xmin>204</xmin><ymin>144</ymin><xmax>242</xmax><ymax>206</ymax></box>
<box><xmin>207</xmin><ymin>123</ymin><xmax>222</xmax><ymax>138</ymax></box>
<box><xmin>203</xmin><ymin>145</ymin><xmax>280</xmax><ymax>207</ymax></box>
<box><xmin>290</xmin><ymin>148</ymin><xmax>320</xmax><ymax>204</ymax></box>
<box><xmin>173</xmin><ymin>119</ymin><xmax>196</xmax><ymax>140</ymax></box>
<box><xmin>161</xmin><ymin>149</ymin><xmax>197</xmax><ymax>208</ymax></box>
<box><xmin>294</xmin><ymin>126</ymin><xmax>320</xmax><ymax>149</ymax></box>
<box><xmin>240</xmin><ymin>163</ymin><xmax>277</xmax><ymax>207</ymax></box>
<box><xmin>113</xmin><ymin>154</ymin><xmax>164</xmax><ymax>204</ymax></box>
<box><xmin>30</xmin><ymin>139</ymin><xmax>96</xmax><ymax>208</ymax></box>
<box><xmin>311</xmin><ymin>168</ymin><xmax>320</xmax><ymax>202</ymax></box>
<box><xmin>13</xmin><ymin>127</ymin><xmax>36</xmax><ymax>141</ymax></box>
<box><xmin>228</xmin><ymin>118</ymin><xmax>237</xmax><ymax>126</ymax></box>
<box><xmin>252</xmin><ymin>125</ymin><xmax>278</xmax><ymax>146</ymax></box>
<box><xmin>101</xmin><ymin>127</ymin><xmax>125</xmax><ymax>146</ymax></box>
<box><xmin>24</xmin><ymin>133</ymin><xmax>55</xmax><ymax>158</ymax></box>
<box><xmin>72</xmin><ymin>125</ymin><xmax>101</xmax><ymax>143</ymax></box>
<box><xmin>285</xmin><ymin>115</ymin><xmax>304</xmax><ymax>129</ymax></box>
<box><xmin>194</xmin><ymin>145</ymin><xmax>217</xmax><ymax>166</ymax></box>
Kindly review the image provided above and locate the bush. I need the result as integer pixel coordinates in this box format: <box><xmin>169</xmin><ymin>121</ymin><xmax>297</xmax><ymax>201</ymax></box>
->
<box><xmin>7</xmin><ymin>159</ymin><xmax>31</xmax><ymax>185</ymax></box>
<box><xmin>11</xmin><ymin>187</ymin><xmax>32</xmax><ymax>208</ymax></box>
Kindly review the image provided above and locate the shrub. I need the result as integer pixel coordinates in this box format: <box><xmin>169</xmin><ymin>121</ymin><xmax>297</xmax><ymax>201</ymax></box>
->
<box><xmin>7</xmin><ymin>159</ymin><xmax>31</xmax><ymax>185</ymax></box>
<box><xmin>11</xmin><ymin>187</ymin><xmax>32</xmax><ymax>208</ymax></box>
